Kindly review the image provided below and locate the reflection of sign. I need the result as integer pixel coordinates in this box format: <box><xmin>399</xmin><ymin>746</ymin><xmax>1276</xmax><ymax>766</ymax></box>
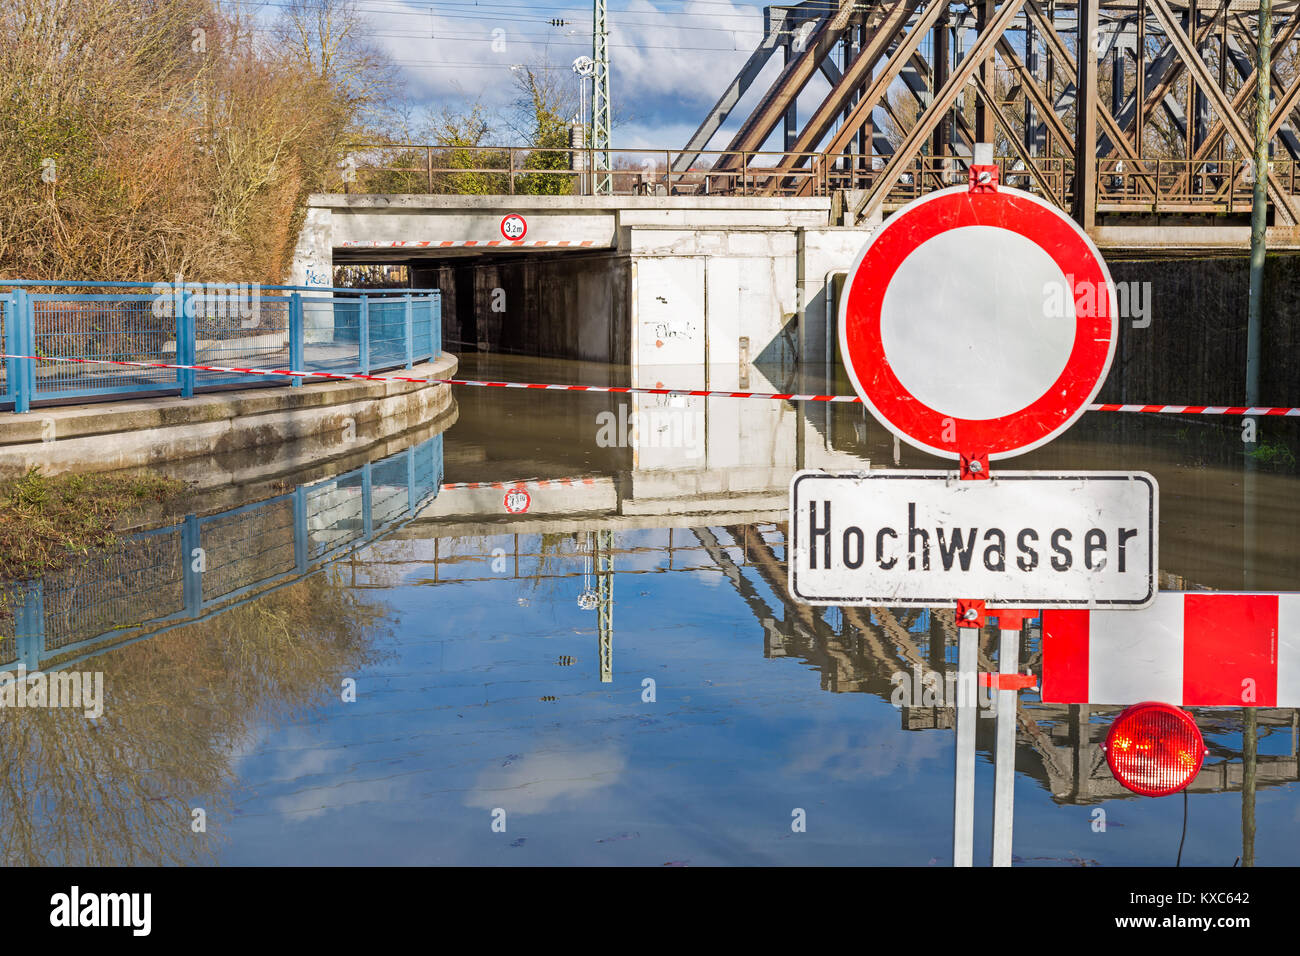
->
<box><xmin>501</xmin><ymin>214</ymin><xmax>528</xmax><ymax>241</ymax></box>
<box><xmin>504</xmin><ymin>488</ymin><xmax>531</xmax><ymax>514</ymax></box>
<box><xmin>838</xmin><ymin>185</ymin><xmax>1117</xmax><ymax>460</ymax></box>
<box><xmin>789</xmin><ymin>471</ymin><xmax>1157</xmax><ymax>608</ymax></box>
<box><xmin>1042</xmin><ymin>592</ymin><xmax>1300</xmax><ymax>706</ymax></box>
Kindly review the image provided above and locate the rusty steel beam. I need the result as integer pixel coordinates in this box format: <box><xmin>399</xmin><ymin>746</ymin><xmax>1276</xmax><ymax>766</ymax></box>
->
<box><xmin>998</xmin><ymin>36</ymin><xmax>1078</xmax><ymax>151</ymax></box>
<box><xmin>1148</xmin><ymin>0</ymin><xmax>1297</xmax><ymax>221</ymax></box>
<box><xmin>756</xmin><ymin>0</ymin><xmax>923</xmax><ymax>194</ymax></box>
<box><xmin>1227</xmin><ymin>12</ymin><xmax>1300</xmax><ymax>144</ymax></box>
<box><xmin>788</xmin><ymin>47</ymin><xmax>978</xmax><ymax>198</ymax></box>
<box><xmin>972</xmin><ymin>72</ymin><xmax>1069</xmax><ymax>201</ymax></box>
<box><xmin>715</xmin><ymin>0</ymin><xmax>859</xmax><ymax>169</ymax></box>
<box><xmin>818</xmin><ymin>0</ymin><xmax>953</xmax><ymax>166</ymax></box>
<box><xmin>1098</xmin><ymin>5</ymin><xmax>1228</xmax><ymax>155</ymax></box>
<box><xmin>1165</xmin><ymin>8</ymin><xmax>1300</xmax><ymax>203</ymax></box>
<box><xmin>853</xmin><ymin>0</ymin><xmax>1031</xmax><ymax>223</ymax></box>
<box><xmin>1025</xmin><ymin>0</ymin><xmax>1159</xmax><ymax>197</ymax></box>
<box><xmin>673</xmin><ymin>14</ymin><xmax>786</xmax><ymax>172</ymax></box>
<box><xmin>1077</xmin><ymin>0</ymin><xmax>1101</xmax><ymax>226</ymax></box>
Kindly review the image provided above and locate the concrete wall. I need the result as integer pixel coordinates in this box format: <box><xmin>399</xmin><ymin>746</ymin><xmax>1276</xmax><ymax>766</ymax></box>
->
<box><xmin>290</xmin><ymin>205</ymin><xmax>334</xmax><ymax>290</ymax></box>
<box><xmin>301</xmin><ymin>193</ymin><xmax>853</xmax><ymax>376</ymax></box>
<box><xmin>1103</xmin><ymin>253</ymin><xmax>1300</xmax><ymax>406</ymax></box>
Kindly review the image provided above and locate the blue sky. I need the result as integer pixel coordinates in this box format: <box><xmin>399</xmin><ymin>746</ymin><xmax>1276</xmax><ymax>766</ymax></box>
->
<box><xmin>351</xmin><ymin>0</ymin><xmax>810</xmax><ymax>148</ymax></box>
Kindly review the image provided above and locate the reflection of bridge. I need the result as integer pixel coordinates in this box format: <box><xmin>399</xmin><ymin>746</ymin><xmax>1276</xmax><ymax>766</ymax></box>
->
<box><xmin>377</xmin><ymin>512</ymin><xmax>1300</xmax><ymax>806</ymax></box>
<box><xmin>0</xmin><ymin>434</ymin><xmax>445</xmax><ymax>676</ymax></box>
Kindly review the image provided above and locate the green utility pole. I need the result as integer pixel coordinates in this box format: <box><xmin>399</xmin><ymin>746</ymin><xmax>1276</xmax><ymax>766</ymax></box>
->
<box><xmin>1247</xmin><ymin>0</ymin><xmax>1272</xmax><ymax>406</ymax></box>
<box><xmin>593</xmin><ymin>0</ymin><xmax>612</xmax><ymax>195</ymax></box>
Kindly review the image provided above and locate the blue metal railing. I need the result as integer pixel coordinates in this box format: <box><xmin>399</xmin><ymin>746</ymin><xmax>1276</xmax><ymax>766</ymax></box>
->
<box><xmin>0</xmin><ymin>281</ymin><xmax>442</xmax><ymax>412</ymax></box>
<box><xmin>0</xmin><ymin>432</ymin><xmax>444</xmax><ymax>674</ymax></box>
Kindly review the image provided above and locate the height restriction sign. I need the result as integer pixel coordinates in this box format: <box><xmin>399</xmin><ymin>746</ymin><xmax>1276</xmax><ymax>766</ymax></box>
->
<box><xmin>838</xmin><ymin>185</ymin><xmax>1118</xmax><ymax>460</ymax></box>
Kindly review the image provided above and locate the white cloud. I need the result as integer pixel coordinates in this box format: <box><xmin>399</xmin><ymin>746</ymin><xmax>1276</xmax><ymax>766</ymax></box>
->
<box><xmin>361</xmin><ymin>0</ymin><xmax>774</xmax><ymax>145</ymax></box>
<box><xmin>463</xmin><ymin>745</ymin><xmax>627</xmax><ymax>815</ymax></box>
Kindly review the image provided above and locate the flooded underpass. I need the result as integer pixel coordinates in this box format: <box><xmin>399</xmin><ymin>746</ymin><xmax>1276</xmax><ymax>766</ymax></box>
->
<box><xmin>2</xmin><ymin>353</ymin><xmax>1298</xmax><ymax>867</ymax></box>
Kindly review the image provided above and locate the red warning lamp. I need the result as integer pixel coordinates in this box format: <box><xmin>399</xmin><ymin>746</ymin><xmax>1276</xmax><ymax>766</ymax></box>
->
<box><xmin>1103</xmin><ymin>702</ymin><xmax>1208</xmax><ymax>797</ymax></box>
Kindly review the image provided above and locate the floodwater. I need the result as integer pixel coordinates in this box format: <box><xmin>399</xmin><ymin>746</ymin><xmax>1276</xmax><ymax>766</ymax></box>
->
<box><xmin>2</xmin><ymin>353</ymin><xmax>1298</xmax><ymax>866</ymax></box>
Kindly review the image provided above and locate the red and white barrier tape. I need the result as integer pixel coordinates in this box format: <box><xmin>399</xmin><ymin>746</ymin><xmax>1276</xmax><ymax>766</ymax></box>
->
<box><xmin>3</xmin><ymin>354</ymin><xmax>1299</xmax><ymax>415</ymax></box>
<box><xmin>339</xmin><ymin>240</ymin><xmax>597</xmax><ymax>249</ymax></box>
<box><xmin>441</xmin><ymin>477</ymin><xmax>599</xmax><ymax>491</ymax></box>
<box><xmin>1091</xmin><ymin>403</ymin><xmax>1300</xmax><ymax>417</ymax></box>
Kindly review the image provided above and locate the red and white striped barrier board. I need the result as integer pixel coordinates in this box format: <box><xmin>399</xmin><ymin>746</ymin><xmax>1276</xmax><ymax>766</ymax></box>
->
<box><xmin>1042</xmin><ymin>592</ymin><xmax>1300</xmax><ymax>706</ymax></box>
<box><xmin>4</xmin><ymin>354</ymin><xmax>1300</xmax><ymax>413</ymax></box>
<box><xmin>339</xmin><ymin>240</ymin><xmax>596</xmax><ymax>249</ymax></box>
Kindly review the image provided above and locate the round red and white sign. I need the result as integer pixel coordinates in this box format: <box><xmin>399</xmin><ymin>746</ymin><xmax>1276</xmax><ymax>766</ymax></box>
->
<box><xmin>504</xmin><ymin>487</ymin><xmax>531</xmax><ymax>514</ymax></box>
<box><xmin>500</xmin><ymin>214</ymin><xmax>528</xmax><ymax>241</ymax></box>
<box><xmin>838</xmin><ymin>185</ymin><xmax>1117</xmax><ymax>460</ymax></box>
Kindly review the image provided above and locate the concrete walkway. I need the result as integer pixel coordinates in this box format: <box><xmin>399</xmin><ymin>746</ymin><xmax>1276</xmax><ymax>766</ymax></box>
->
<box><xmin>0</xmin><ymin>353</ymin><xmax>459</xmax><ymax>486</ymax></box>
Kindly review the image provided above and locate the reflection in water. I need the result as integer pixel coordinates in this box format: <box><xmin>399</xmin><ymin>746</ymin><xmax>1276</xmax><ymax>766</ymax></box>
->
<box><xmin>2</xmin><ymin>353</ymin><xmax>1298</xmax><ymax>865</ymax></box>
<box><xmin>0</xmin><ymin>433</ymin><xmax>442</xmax><ymax>865</ymax></box>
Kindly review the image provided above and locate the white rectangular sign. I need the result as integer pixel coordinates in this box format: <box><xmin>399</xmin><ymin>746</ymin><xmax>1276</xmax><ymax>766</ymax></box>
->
<box><xmin>789</xmin><ymin>471</ymin><xmax>1158</xmax><ymax>608</ymax></box>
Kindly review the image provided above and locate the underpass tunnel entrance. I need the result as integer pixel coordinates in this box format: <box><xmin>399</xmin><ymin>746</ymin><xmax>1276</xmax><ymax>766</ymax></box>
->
<box><xmin>336</xmin><ymin>248</ymin><xmax>630</xmax><ymax>373</ymax></box>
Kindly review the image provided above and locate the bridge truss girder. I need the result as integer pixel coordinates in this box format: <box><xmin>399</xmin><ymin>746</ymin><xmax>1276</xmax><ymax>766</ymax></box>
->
<box><xmin>684</xmin><ymin>0</ymin><xmax>1300</xmax><ymax>228</ymax></box>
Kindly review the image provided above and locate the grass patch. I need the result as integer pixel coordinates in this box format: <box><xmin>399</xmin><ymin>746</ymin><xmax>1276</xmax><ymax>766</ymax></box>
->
<box><xmin>1246</xmin><ymin>439</ymin><xmax>1298</xmax><ymax>469</ymax></box>
<box><xmin>0</xmin><ymin>468</ymin><xmax>185</xmax><ymax>583</ymax></box>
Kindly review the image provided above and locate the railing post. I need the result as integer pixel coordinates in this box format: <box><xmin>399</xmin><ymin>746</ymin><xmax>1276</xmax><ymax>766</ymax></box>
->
<box><xmin>404</xmin><ymin>293</ymin><xmax>414</xmax><ymax>369</ymax></box>
<box><xmin>289</xmin><ymin>292</ymin><xmax>304</xmax><ymax>387</ymax></box>
<box><xmin>9</xmin><ymin>289</ymin><xmax>31</xmax><ymax>414</ymax></box>
<box><xmin>361</xmin><ymin>462</ymin><xmax>373</xmax><ymax>540</ymax></box>
<box><xmin>426</xmin><ymin>145</ymin><xmax>434</xmax><ymax>193</ymax></box>
<box><xmin>509</xmin><ymin>148</ymin><xmax>516</xmax><ymax>194</ymax></box>
<box><xmin>177</xmin><ymin>286</ymin><xmax>195</xmax><ymax>398</ymax></box>
<box><xmin>2</xmin><ymin>292</ymin><xmax>13</xmax><ymax>412</ymax></box>
<box><xmin>181</xmin><ymin>514</ymin><xmax>203</xmax><ymax>616</ymax></box>
<box><xmin>433</xmin><ymin>293</ymin><xmax>442</xmax><ymax>357</ymax></box>
<box><xmin>359</xmin><ymin>293</ymin><xmax>370</xmax><ymax>375</ymax></box>
<box><xmin>14</xmin><ymin>579</ymin><xmax>44</xmax><ymax>671</ymax></box>
<box><xmin>292</xmin><ymin>485</ymin><xmax>309</xmax><ymax>573</ymax></box>
<box><xmin>407</xmin><ymin>445</ymin><xmax>417</xmax><ymax>514</ymax></box>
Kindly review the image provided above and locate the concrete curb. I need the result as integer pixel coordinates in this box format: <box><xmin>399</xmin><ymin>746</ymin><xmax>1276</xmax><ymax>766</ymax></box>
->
<box><xmin>0</xmin><ymin>353</ymin><xmax>459</xmax><ymax>480</ymax></box>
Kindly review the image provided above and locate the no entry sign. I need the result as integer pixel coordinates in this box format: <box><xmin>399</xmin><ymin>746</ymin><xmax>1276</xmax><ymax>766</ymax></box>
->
<box><xmin>839</xmin><ymin>185</ymin><xmax>1117</xmax><ymax>460</ymax></box>
<box><xmin>789</xmin><ymin>470</ymin><xmax>1156</xmax><ymax>607</ymax></box>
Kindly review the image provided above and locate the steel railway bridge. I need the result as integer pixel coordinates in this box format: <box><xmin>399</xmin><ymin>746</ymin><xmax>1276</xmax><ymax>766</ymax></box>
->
<box><xmin>685</xmin><ymin>0</ymin><xmax>1300</xmax><ymax>233</ymax></box>
<box><xmin>351</xmin><ymin>0</ymin><xmax>1300</xmax><ymax>250</ymax></box>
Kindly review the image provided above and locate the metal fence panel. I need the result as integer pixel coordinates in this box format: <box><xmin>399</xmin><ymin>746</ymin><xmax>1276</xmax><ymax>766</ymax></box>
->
<box><xmin>29</xmin><ymin>294</ymin><xmax>175</xmax><ymax>401</ymax></box>
<box><xmin>2</xmin><ymin>284</ymin><xmax>443</xmax><ymax>411</ymax></box>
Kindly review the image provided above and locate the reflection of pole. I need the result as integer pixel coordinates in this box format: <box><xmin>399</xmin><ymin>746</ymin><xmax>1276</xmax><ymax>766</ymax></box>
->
<box><xmin>597</xmin><ymin>528</ymin><xmax>614</xmax><ymax>682</ymax></box>
<box><xmin>954</xmin><ymin>624</ymin><xmax>977</xmax><ymax>866</ymax></box>
<box><xmin>992</xmin><ymin>622</ymin><xmax>1022</xmax><ymax>866</ymax></box>
<box><xmin>1247</xmin><ymin>0</ymin><xmax>1271</xmax><ymax>407</ymax></box>
<box><xmin>1243</xmin><ymin>706</ymin><xmax>1257</xmax><ymax>865</ymax></box>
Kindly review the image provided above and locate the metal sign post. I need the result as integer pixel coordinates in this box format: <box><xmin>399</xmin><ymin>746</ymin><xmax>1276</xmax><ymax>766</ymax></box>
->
<box><xmin>953</xmin><ymin>599</ymin><xmax>983</xmax><ymax>867</ymax></box>
<box><xmin>987</xmin><ymin>609</ymin><xmax>1037</xmax><ymax>867</ymax></box>
<box><xmin>791</xmin><ymin>144</ymin><xmax>1150</xmax><ymax>866</ymax></box>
